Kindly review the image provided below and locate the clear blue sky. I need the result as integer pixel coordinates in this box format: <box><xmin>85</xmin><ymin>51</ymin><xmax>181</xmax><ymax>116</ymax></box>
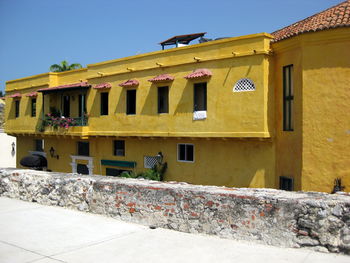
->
<box><xmin>0</xmin><ymin>0</ymin><xmax>342</xmax><ymax>93</ymax></box>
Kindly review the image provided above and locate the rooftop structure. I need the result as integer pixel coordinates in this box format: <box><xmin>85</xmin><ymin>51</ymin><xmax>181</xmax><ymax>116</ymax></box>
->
<box><xmin>159</xmin><ymin>32</ymin><xmax>206</xmax><ymax>49</ymax></box>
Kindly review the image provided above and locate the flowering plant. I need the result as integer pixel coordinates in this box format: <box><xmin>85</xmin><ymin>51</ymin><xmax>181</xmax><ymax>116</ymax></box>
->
<box><xmin>45</xmin><ymin>113</ymin><xmax>76</xmax><ymax>129</ymax></box>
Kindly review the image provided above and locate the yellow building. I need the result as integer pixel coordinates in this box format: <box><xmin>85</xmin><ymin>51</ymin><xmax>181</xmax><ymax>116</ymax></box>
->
<box><xmin>4</xmin><ymin>1</ymin><xmax>350</xmax><ymax>192</ymax></box>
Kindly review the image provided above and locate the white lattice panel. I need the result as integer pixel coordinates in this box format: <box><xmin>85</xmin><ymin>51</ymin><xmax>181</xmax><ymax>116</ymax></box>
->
<box><xmin>233</xmin><ymin>78</ymin><xmax>256</xmax><ymax>92</ymax></box>
<box><xmin>144</xmin><ymin>156</ymin><xmax>160</xmax><ymax>168</ymax></box>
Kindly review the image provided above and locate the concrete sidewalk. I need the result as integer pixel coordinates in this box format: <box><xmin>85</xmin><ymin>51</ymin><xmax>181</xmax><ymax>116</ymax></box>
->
<box><xmin>0</xmin><ymin>197</ymin><xmax>348</xmax><ymax>263</ymax></box>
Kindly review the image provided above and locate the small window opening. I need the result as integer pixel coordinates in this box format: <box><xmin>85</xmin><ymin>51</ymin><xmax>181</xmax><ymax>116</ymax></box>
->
<box><xmin>31</xmin><ymin>98</ymin><xmax>36</xmax><ymax>117</ymax></box>
<box><xmin>158</xmin><ymin>86</ymin><xmax>169</xmax><ymax>114</ymax></box>
<box><xmin>100</xmin><ymin>92</ymin><xmax>109</xmax><ymax>116</ymax></box>
<box><xmin>194</xmin><ymin>83</ymin><xmax>207</xmax><ymax>111</ymax></box>
<box><xmin>77</xmin><ymin>141</ymin><xmax>90</xmax><ymax>156</ymax></box>
<box><xmin>280</xmin><ymin>176</ymin><xmax>293</xmax><ymax>191</ymax></box>
<box><xmin>178</xmin><ymin>144</ymin><xmax>194</xmax><ymax>162</ymax></box>
<box><xmin>114</xmin><ymin>140</ymin><xmax>125</xmax><ymax>156</ymax></box>
<box><xmin>126</xmin><ymin>89</ymin><xmax>136</xmax><ymax>115</ymax></box>
<box><xmin>15</xmin><ymin>100</ymin><xmax>20</xmax><ymax>118</ymax></box>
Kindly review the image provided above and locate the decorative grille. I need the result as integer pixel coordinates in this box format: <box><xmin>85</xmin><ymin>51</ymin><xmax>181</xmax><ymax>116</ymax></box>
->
<box><xmin>144</xmin><ymin>156</ymin><xmax>161</xmax><ymax>168</ymax></box>
<box><xmin>233</xmin><ymin>78</ymin><xmax>256</xmax><ymax>92</ymax></box>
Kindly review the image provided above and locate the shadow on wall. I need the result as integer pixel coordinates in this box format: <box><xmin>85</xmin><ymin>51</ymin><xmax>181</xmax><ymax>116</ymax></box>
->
<box><xmin>6</xmin><ymin>99</ymin><xmax>16</xmax><ymax>120</ymax></box>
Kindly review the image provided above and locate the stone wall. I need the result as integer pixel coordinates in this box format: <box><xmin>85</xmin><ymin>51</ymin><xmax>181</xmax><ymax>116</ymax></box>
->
<box><xmin>0</xmin><ymin>168</ymin><xmax>349</xmax><ymax>254</ymax></box>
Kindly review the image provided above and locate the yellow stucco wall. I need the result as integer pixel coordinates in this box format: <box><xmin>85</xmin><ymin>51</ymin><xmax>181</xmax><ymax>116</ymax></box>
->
<box><xmin>301</xmin><ymin>28</ymin><xmax>350</xmax><ymax>192</ymax></box>
<box><xmin>272</xmin><ymin>38</ymin><xmax>303</xmax><ymax>191</ymax></box>
<box><xmin>5</xmin><ymin>33</ymin><xmax>273</xmax><ymax>139</ymax></box>
<box><xmin>16</xmin><ymin>136</ymin><xmax>274</xmax><ymax>188</ymax></box>
<box><xmin>6</xmin><ymin>28</ymin><xmax>350</xmax><ymax>192</ymax></box>
<box><xmin>273</xmin><ymin>28</ymin><xmax>350</xmax><ymax>192</ymax></box>
<box><xmin>87</xmin><ymin>55</ymin><xmax>270</xmax><ymax>138</ymax></box>
<box><xmin>5</xmin><ymin>87</ymin><xmax>43</xmax><ymax>133</ymax></box>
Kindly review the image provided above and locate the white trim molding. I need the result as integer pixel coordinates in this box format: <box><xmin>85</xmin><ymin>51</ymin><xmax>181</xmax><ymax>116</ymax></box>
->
<box><xmin>70</xmin><ymin>155</ymin><xmax>94</xmax><ymax>176</ymax></box>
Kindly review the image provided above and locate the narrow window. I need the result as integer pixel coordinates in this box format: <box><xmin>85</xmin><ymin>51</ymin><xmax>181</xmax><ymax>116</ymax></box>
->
<box><xmin>283</xmin><ymin>65</ymin><xmax>294</xmax><ymax>131</ymax></box>
<box><xmin>114</xmin><ymin>140</ymin><xmax>125</xmax><ymax>156</ymax></box>
<box><xmin>77</xmin><ymin>141</ymin><xmax>89</xmax><ymax>156</ymax></box>
<box><xmin>15</xmin><ymin>100</ymin><xmax>20</xmax><ymax>118</ymax></box>
<box><xmin>194</xmin><ymin>83</ymin><xmax>207</xmax><ymax>111</ymax></box>
<box><xmin>34</xmin><ymin>139</ymin><xmax>44</xmax><ymax>152</ymax></box>
<box><xmin>63</xmin><ymin>95</ymin><xmax>70</xmax><ymax>117</ymax></box>
<box><xmin>158</xmin><ymin>86</ymin><xmax>169</xmax><ymax>114</ymax></box>
<box><xmin>280</xmin><ymin>176</ymin><xmax>293</xmax><ymax>191</ymax></box>
<box><xmin>177</xmin><ymin>144</ymin><xmax>194</xmax><ymax>162</ymax></box>
<box><xmin>78</xmin><ymin>94</ymin><xmax>86</xmax><ymax>117</ymax></box>
<box><xmin>126</xmin><ymin>89</ymin><xmax>136</xmax><ymax>115</ymax></box>
<box><xmin>31</xmin><ymin>98</ymin><xmax>36</xmax><ymax>117</ymax></box>
<box><xmin>100</xmin><ymin>92</ymin><xmax>109</xmax><ymax>116</ymax></box>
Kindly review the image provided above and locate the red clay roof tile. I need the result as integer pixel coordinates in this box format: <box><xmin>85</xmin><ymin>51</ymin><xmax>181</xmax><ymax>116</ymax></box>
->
<box><xmin>9</xmin><ymin>93</ymin><xmax>22</xmax><ymax>98</ymax></box>
<box><xmin>148</xmin><ymin>74</ymin><xmax>175</xmax><ymax>83</ymax></box>
<box><xmin>184</xmin><ymin>69</ymin><xmax>212</xmax><ymax>79</ymax></box>
<box><xmin>271</xmin><ymin>0</ymin><xmax>350</xmax><ymax>42</ymax></box>
<box><xmin>37</xmin><ymin>82</ymin><xmax>90</xmax><ymax>92</ymax></box>
<box><xmin>26</xmin><ymin>92</ymin><xmax>38</xmax><ymax>97</ymax></box>
<box><xmin>93</xmin><ymin>83</ymin><xmax>112</xmax><ymax>89</ymax></box>
<box><xmin>118</xmin><ymin>79</ymin><xmax>139</xmax><ymax>88</ymax></box>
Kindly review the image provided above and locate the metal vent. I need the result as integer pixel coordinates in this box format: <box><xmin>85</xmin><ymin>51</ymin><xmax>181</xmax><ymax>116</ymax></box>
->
<box><xmin>233</xmin><ymin>78</ymin><xmax>256</xmax><ymax>92</ymax></box>
<box><xmin>144</xmin><ymin>156</ymin><xmax>160</xmax><ymax>169</ymax></box>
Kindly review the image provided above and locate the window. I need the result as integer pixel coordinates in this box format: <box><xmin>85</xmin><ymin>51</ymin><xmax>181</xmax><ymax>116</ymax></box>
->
<box><xmin>114</xmin><ymin>140</ymin><xmax>125</xmax><ymax>156</ymax></box>
<box><xmin>34</xmin><ymin>139</ymin><xmax>44</xmax><ymax>152</ymax></box>
<box><xmin>15</xmin><ymin>100</ymin><xmax>20</xmax><ymax>118</ymax></box>
<box><xmin>194</xmin><ymin>83</ymin><xmax>207</xmax><ymax>111</ymax></box>
<box><xmin>177</xmin><ymin>144</ymin><xmax>194</xmax><ymax>162</ymax></box>
<box><xmin>63</xmin><ymin>95</ymin><xmax>70</xmax><ymax>117</ymax></box>
<box><xmin>233</xmin><ymin>78</ymin><xmax>256</xmax><ymax>92</ymax></box>
<box><xmin>280</xmin><ymin>176</ymin><xmax>293</xmax><ymax>191</ymax></box>
<box><xmin>283</xmin><ymin>65</ymin><xmax>294</xmax><ymax>131</ymax></box>
<box><xmin>106</xmin><ymin>168</ymin><xmax>129</xmax><ymax>177</ymax></box>
<box><xmin>77</xmin><ymin>164</ymin><xmax>89</xmax><ymax>175</ymax></box>
<box><xmin>100</xmin><ymin>92</ymin><xmax>109</xmax><ymax>116</ymax></box>
<box><xmin>31</xmin><ymin>98</ymin><xmax>36</xmax><ymax>117</ymax></box>
<box><xmin>158</xmin><ymin>86</ymin><xmax>169</xmax><ymax>113</ymax></box>
<box><xmin>78</xmin><ymin>94</ymin><xmax>86</xmax><ymax>117</ymax></box>
<box><xmin>77</xmin><ymin>141</ymin><xmax>89</xmax><ymax>156</ymax></box>
<box><xmin>126</xmin><ymin>89</ymin><xmax>136</xmax><ymax>115</ymax></box>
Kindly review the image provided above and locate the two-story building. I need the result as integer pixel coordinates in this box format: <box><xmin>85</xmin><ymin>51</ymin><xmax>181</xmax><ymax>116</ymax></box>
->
<box><xmin>4</xmin><ymin>1</ymin><xmax>350</xmax><ymax>192</ymax></box>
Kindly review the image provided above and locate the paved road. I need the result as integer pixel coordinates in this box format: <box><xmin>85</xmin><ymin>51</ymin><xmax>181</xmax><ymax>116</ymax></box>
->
<box><xmin>0</xmin><ymin>197</ymin><xmax>349</xmax><ymax>263</ymax></box>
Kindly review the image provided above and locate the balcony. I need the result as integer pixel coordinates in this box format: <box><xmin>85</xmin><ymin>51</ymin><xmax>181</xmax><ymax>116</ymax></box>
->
<box><xmin>35</xmin><ymin>82</ymin><xmax>90</xmax><ymax>134</ymax></box>
<box><xmin>39</xmin><ymin>115</ymin><xmax>86</xmax><ymax>131</ymax></box>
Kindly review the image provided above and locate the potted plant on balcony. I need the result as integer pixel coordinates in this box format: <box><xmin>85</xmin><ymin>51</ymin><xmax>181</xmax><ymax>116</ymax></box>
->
<box><xmin>38</xmin><ymin>107</ymin><xmax>77</xmax><ymax>131</ymax></box>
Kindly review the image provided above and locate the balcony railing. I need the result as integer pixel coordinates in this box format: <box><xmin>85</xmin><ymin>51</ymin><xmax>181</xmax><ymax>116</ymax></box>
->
<box><xmin>71</xmin><ymin>117</ymin><xmax>88</xmax><ymax>126</ymax></box>
<box><xmin>38</xmin><ymin>115</ymin><xmax>88</xmax><ymax>132</ymax></box>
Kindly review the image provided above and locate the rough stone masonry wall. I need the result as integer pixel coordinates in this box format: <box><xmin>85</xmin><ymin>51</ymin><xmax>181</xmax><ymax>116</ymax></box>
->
<box><xmin>0</xmin><ymin>168</ymin><xmax>350</xmax><ymax>254</ymax></box>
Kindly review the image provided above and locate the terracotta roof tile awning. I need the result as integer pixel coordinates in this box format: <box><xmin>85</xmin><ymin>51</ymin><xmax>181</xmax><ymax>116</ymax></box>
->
<box><xmin>26</xmin><ymin>92</ymin><xmax>38</xmax><ymax>97</ymax></box>
<box><xmin>93</xmin><ymin>83</ymin><xmax>112</xmax><ymax>89</ymax></box>
<box><xmin>9</xmin><ymin>93</ymin><xmax>22</xmax><ymax>98</ymax></box>
<box><xmin>37</xmin><ymin>82</ymin><xmax>91</xmax><ymax>93</ymax></box>
<box><xmin>148</xmin><ymin>74</ymin><xmax>175</xmax><ymax>83</ymax></box>
<box><xmin>271</xmin><ymin>0</ymin><xmax>350</xmax><ymax>42</ymax></box>
<box><xmin>184</xmin><ymin>69</ymin><xmax>212</xmax><ymax>79</ymax></box>
<box><xmin>118</xmin><ymin>79</ymin><xmax>139</xmax><ymax>88</ymax></box>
